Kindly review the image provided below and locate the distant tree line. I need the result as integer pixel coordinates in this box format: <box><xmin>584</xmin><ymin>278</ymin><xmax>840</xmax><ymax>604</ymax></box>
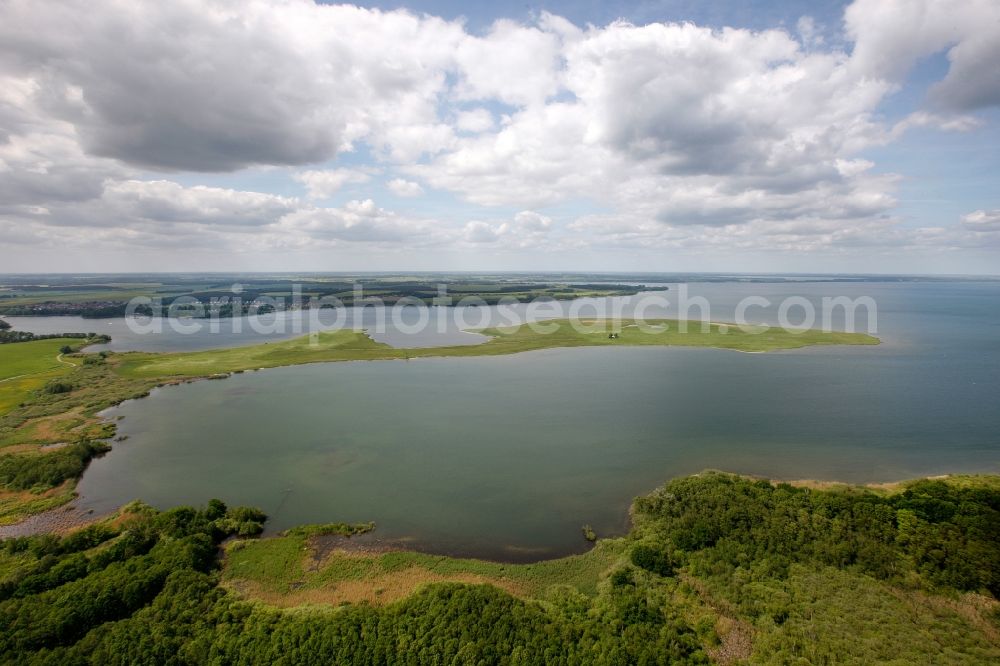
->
<box><xmin>0</xmin><ymin>303</ymin><xmax>147</xmax><ymax>318</ymax></box>
<box><xmin>0</xmin><ymin>331</ymin><xmax>109</xmax><ymax>345</ymax></box>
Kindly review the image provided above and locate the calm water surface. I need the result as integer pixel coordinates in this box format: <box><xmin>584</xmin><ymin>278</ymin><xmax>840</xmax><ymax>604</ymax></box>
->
<box><xmin>59</xmin><ymin>281</ymin><xmax>1000</xmax><ymax>559</ymax></box>
<box><xmin>1</xmin><ymin>280</ymin><xmax>898</xmax><ymax>351</ymax></box>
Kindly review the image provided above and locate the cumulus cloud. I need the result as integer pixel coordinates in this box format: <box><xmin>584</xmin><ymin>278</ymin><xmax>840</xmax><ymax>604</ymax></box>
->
<box><xmin>453</xmin><ymin>20</ymin><xmax>562</xmax><ymax>106</ymax></box>
<box><xmin>278</xmin><ymin>199</ymin><xmax>433</xmax><ymax>243</ymax></box>
<box><xmin>462</xmin><ymin>221</ymin><xmax>501</xmax><ymax>244</ymax></box>
<box><xmin>0</xmin><ymin>178</ymin><xmax>441</xmax><ymax>254</ymax></box>
<box><xmin>386</xmin><ymin>178</ymin><xmax>424</xmax><ymax>197</ymax></box>
<box><xmin>413</xmin><ymin>16</ymin><xmax>897</xmax><ymax>225</ymax></box>
<box><xmin>0</xmin><ymin>0</ymin><xmax>998</xmax><ymax>267</ymax></box>
<box><xmin>0</xmin><ymin>0</ymin><xmax>466</xmax><ymax>172</ymax></box>
<box><xmin>102</xmin><ymin>180</ymin><xmax>299</xmax><ymax>227</ymax></box>
<box><xmin>845</xmin><ymin>0</ymin><xmax>1000</xmax><ymax>112</ymax></box>
<box><xmin>462</xmin><ymin>211</ymin><xmax>553</xmax><ymax>246</ymax></box>
<box><xmin>455</xmin><ymin>109</ymin><xmax>496</xmax><ymax>133</ymax></box>
<box><xmin>0</xmin><ymin>73</ymin><xmax>131</xmax><ymax>211</ymax></box>
<box><xmin>0</xmin><ymin>132</ymin><xmax>124</xmax><ymax>210</ymax></box>
<box><xmin>890</xmin><ymin>111</ymin><xmax>982</xmax><ymax>137</ymax></box>
<box><xmin>294</xmin><ymin>169</ymin><xmax>374</xmax><ymax>199</ymax></box>
<box><xmin>962</xmin><ymin>210</ymin><xmax>1000</xmax><ymax>232</ymax></box>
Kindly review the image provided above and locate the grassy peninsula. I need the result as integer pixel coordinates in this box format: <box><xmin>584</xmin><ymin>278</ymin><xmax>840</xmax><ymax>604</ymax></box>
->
<box><xmin>115</xmin><ymin>319</ymin><xmax>879</xmax><ymax>378</ymax></box>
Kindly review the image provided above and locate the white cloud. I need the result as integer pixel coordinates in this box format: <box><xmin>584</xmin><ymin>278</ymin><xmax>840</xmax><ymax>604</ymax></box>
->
<box><xmin>462</xmin><ymin>221</ymin><xmax>501</xmax><ymax>244</ymax></box>
<box><xmin>796</xmin><ymin>16</ymin><xmax>824</xmax><ymax>49</ymax></box>
<box><xmin>962</xmin><ymin>210</ymin><xmax>1000</xmax><ymax>232</ymax></box>
<box><xmin>455</xmin><ymin>109</ymin><xmax>496</xmax><ymax>133</ymax></box>
<box><xmin>0</xmin><ymin>177</ymin><xmax>444</xmax><ymax>253</ymax></box>
<box><xmin>102</xmin><ymin>180</ymin><xmax>299</xmax><ymax>227</ymax></box>
<box><xmin>454</xmin><ymin>20</ymin><xmax>563</xmax><ymax>106</ymax></box>
<box><xmin>890</xmin><ymin>111</ymin><xmax>983</xmax><ymax>137</ymax></box>
<box><xmin>462</xmin><ymin>210</ymin><xmax>554</xmax><ymax>246</ymax></box>
<box><xmin>277</xmin><ymin>199</ymin><xmax>434</xmax><ymax>244</ymax></box>
<box><xmin>410</xmin><ymin>102</ymin><xmax>619</xmax><ymax>207</ymax></box>
<box><xmin>0</xmin><ymin>0</ymin><xmax>466</xmax><ymax>171</ymax></box>
<box><xmin>414</xmin><ymin>16</ymin><xmax>898</xmax><ymax>230</ymax></box>
<box><xmin>513</xmin><ymin>210</ymin><xmax>553</xmax><ymax>232</ymax></box>
<box><xmin>845</xmin><ymin>0</ymin><xmax>1000</xmax><ymax>111</ymax></box>
<box><xmin>0</xmin><ymin>0</ymin><xmax>998</xmax><ymax>269</ymax></box>
<box><xmin>386</xmin><ymin>178</ymin><xmax>424</xmax><ymax>197</ymax></box>
<box><xmin>294</xmin><ymin>169</ymin><xmax>373</xmax><ymax>199</ymax></box>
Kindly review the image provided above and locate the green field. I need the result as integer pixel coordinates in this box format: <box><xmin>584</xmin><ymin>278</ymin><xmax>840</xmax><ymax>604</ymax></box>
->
<box><xmin>116</xmin><ymin>319</ymin><xmax>879</xmax><ymax>378</ymax></box>
<box><xmin>0</xmin><ymin>339</ymin><xmax>80</xmax><ymax>415</ymax></box>
<box><xmin>0</xmin><ymin>338</ymin><xmax>78</xmax><ymax>382</ymax></box>
<box><xmin>0</xmin><ymin>340</ymin><xmax>157</xmax><ymax>523</ymax></box>
<box><xmin>223</xmin><ymin>534</ymin><xmax>625</xmax><ymax>607</ymax></box>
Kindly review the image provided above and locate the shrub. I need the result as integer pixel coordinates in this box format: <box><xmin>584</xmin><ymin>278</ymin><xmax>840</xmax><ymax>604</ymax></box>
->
<box><xmin>42</xmin><ymin>380</ymin><xmax>73</xmax><ymax>394</ymax></box>
<box><xmin>609</xmin><ymin>568</ymin><xmax>635</xmax><ymax>587</ymax></box>
<box><xmin>630</xmin><ymin>543</ymin><xmax>675</xmax><ymax>577</ymax></box>
<box><xmin>0</xmin><ymin>441</ymin><xmax>109</xmax><ymax>491</ymax></box>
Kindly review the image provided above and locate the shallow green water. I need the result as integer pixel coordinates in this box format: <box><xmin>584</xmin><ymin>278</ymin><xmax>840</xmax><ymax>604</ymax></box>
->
<box><xmin>78</xmin><ymin>281</ymin><xmax>1000</xmax><ymax>560</ymax></box>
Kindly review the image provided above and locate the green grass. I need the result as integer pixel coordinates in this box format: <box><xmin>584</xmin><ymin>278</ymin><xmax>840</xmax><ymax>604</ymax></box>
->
<box><xmin>0</xmin><ymin>339</ymin><xmax>78</xmax><ymax>382</ymax></box>
<box><xmin>116</xmin><ymin>330</ymin><xmax>405</xmax><ymax>378</ymax></box>
<box><xmin>0</xmin><ymin>339</ymin><xmax>80</xmax><ymax>414</ymax></box>
<box><xmin>0</xmin><ymin>483</ymin><xmax>78</xmax><ymax>526</ymax></box>
<box><xmin>223</xmin><ymin>533</ymin><xmax>626</xmax><ymax>603</ymax></box>
<box><xmin>0</xmin><ymin>350</ymin><xmax>162</xmax><ymax>522</ymax></box>
<box><xmin>0</xmin><ymin>289</ymin><xmax>157</xmax><ymax>307</ymax></box>
<box><xmin>117</xmin><ymin>319</ymin><xmax>879</xmax><ymax>378</ymax></box>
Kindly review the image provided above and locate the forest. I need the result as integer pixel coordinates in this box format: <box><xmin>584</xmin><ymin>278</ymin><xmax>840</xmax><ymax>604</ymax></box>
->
<box><xmin>0</xmin><ymin>275</ymin><xmax>660</xmax><ymax>319</ymax></box>
<box><xmin>0</xmin><ymin>472</ymin><xmax>997</xmax><ymax>664</ymax></box>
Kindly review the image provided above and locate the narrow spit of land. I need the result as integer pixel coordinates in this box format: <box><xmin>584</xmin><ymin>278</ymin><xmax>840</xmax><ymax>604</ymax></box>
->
<box><xmin>114</xmin><ymin>318</ymin><xmax>880</xmax><ymax>378</ymax></box>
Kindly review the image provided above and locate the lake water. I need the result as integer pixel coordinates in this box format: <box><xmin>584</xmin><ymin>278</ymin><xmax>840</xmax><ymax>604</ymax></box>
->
<box><xmin>1</xmin><ymin>280</ymin><xmax>893</xmax><ymax>352</ymax></box>
<box><xmin>63</xmin><ymin>281</ymin><xmax>1000</xmax><ymax>560</ymax></box>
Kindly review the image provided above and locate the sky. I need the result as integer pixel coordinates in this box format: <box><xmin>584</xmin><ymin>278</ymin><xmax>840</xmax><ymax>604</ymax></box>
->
<box><xmin>1</xmin><ymin>0</ymin><xmax>999</xmax><ymax>275</ymax></box>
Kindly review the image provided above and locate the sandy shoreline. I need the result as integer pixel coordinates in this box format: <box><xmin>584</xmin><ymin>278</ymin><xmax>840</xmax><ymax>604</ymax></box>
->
<box><xmin>0</xmin><ymin>503</ymin><xmax>108</xmax><ymax>539</ymax></box>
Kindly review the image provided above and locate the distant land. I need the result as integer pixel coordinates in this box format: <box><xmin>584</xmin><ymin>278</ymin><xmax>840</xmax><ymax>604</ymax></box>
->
<box><xmin>1</xmin><ymin>272</ymin><xmax>997</xmax><ymax>319</ymax></box>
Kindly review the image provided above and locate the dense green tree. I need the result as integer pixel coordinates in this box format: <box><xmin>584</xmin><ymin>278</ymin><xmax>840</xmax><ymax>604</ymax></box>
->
<box><xmin>1</xmin><ymin>475</ymin><xmax>997</xmax><ymax>664</ymax></box>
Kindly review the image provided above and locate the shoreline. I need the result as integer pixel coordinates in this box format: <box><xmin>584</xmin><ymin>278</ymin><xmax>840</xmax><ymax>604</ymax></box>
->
<box><xmin>0</xmin><ymin>502</ymin><xmax>110</xmax><ymax>539</ymax></box>
<box><xmin>5</xmin><ymin>469</ymin><xmax>996</xmax><ymax>558</ymax></box>
<box><xmin>1</xmin><ymin>320</ymin><xmax>880</xmax><ymax>543</ymax></box>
